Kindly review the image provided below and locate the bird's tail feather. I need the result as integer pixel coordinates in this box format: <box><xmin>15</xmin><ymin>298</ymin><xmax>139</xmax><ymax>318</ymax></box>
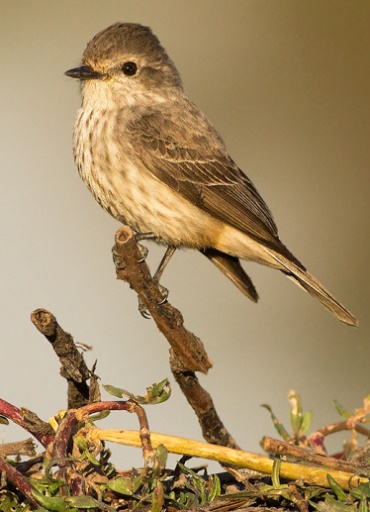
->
<box><xmin>201</xmin><ymin>248</ymin><xmax>259</xmax><ymax>303</ymax></box>
<box><xmin>265</xmin><ymin>248</ymin><xmax>358</xmax><ymax>327</ymax></box>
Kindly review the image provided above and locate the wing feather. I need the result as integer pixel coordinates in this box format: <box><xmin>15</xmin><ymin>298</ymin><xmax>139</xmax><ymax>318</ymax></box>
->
<box><xmin>126</xmin><ymin>108</ymin><xmax>298</xmax><ymax>258</ymax></box>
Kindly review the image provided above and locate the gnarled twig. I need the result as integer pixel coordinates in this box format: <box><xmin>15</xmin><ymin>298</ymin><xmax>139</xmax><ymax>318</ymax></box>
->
<box><xmin>170</xmin><ymin>351</ymin><xmax>240</xmax><ymax>449</ymax></box>
<box><xmin>113</xmin><ymin>227</ymin><xmax>212</xmax><ymax>374</ymax></box>
<box><xmin>31</xmin><ymin>309</ymin><xmax>96</xmax><ymax>408</ymax></box>
<box><xmin>113</xmin><ymin>226</ymin><xmax>238</xmax><ymax>450</ymax></box>
<box><xmin>262</xmin><ymin>436</ymin><xmax>357</xmax><ymax>473</ymax></box>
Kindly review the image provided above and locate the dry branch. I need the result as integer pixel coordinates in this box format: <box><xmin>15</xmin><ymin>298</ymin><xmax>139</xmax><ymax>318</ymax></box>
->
<box><xmin>31</xmin><ymin>308</ymin><xmax>94</xmax><ymax>408</ymax></box>
<box><xmin>0</xmin><ymin>398</ymin><xmax>53</xmax><ymax>447</ymax></box>
<box><xmin>0</xmin><ymin>456</ymin><xmax>39</xmax><ymax>506</ymax></box>
<box><xmin>262</xmin><ymin>436</ymin><xmax>357</xmax><ymax>473</ymax></box>
<box><xmin>170</xmin><ymin>351</ymin><xmax>240</xmax><ymax>449</ymax></box>
<box><xmin>113</xmin><ymin>226</ymin><xmax>239</xmax><ymax>450</ymax></box>
<box><xmin>0</xmin><ymin>439</ymin><xmax>36</xmax><ymax>458</ymax></box>
<box><xmin>113</xmin><ymin>226</ymin><xmax>212</xmax><ymax>374</ymax></box>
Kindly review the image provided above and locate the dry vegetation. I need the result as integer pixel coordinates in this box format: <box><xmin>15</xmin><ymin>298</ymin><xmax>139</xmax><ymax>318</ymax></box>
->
<box><xmin>1</xmin><ymin>227</ymin><xmax>369</xmax><ymax>512</ymax></box>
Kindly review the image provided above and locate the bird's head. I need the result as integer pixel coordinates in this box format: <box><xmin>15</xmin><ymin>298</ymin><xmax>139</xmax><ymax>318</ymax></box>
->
<box><xmin>65</xmin><ymin>23</ymin><xmax>183</xmax><ymax>109</ymax></box>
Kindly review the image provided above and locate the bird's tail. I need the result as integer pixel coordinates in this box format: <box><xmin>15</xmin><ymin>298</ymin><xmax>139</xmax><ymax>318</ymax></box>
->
<box><xmin>265</xmin><ymin>248</ymin><xmax>358</xmax><ymax>327</ymax></box>
<box><xmin>201</xmin><ymin>248</ymin><xmax>259</xmax><ymax>303</ymax></box>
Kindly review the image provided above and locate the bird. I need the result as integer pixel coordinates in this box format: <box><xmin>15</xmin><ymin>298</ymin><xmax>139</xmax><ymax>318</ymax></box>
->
<box><xmin>65</xmin><ymin>22</ymin><xmax>358</xmax><ymax>327</ymax></box>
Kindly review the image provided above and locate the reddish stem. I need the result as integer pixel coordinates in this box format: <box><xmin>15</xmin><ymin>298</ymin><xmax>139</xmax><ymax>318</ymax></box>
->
<box><xmin>0</xmin><ymin>399</ymin><xmax>54</xmax><ymax>447</ymax></box>
<box><xmin>0</xmin><ymin>456</ymin><xmax>39</xmax><ymax>506</ymax></box>
<box><xmin>53</xmin><ymin>401</ymin><xmax>140</xmax><ymax>461</ymax></box>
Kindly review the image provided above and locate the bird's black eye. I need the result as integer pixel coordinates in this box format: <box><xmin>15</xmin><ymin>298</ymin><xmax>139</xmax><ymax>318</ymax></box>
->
<box><xmin>122</xmin><ymin>62</ymin><xmax>137</xmax><ymax>76</ymax></box>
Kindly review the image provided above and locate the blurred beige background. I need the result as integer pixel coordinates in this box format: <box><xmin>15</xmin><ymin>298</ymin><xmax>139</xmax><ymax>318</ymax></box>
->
<box><xmin>1</xmin><ymin>1</ymin><xmax>369</xmax><ymax>469</ymax></box>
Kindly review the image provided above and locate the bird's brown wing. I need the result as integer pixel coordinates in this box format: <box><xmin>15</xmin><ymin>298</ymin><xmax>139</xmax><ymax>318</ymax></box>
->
<box><xmin>126</xmin><ymin>111</ymin><xmax>358</xmax><ymax>326</ymax></box>
<box><xmin>127</xmin><ymin>111</ymin><xmax>288</xmax><ymax>253</ymax></box>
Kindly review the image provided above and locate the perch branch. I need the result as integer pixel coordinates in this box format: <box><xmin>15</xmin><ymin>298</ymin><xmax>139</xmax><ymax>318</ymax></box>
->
<box><xmin>113</xmin><ymin>226</ymin><xmax>212</xmax><ymax>374</ymax></box>
<box><xmin>113</xmin><ymin>226</ymin><xmax>238</xmax><ymax>450</ymax></box>
<box><xmin>170</xmin><ymin>350</ymin><xmax>240</xmax><ymax>449</ymax></box>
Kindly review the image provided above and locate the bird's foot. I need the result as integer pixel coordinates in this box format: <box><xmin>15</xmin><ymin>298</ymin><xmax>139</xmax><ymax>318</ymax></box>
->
<box><xmin>134</xmin><ymin>232</ymin><xmax>161</xmax><ymax>263</ymax></box>
<box><xmin>156</xmin><ymin>282</ymin><xmax>169</xmax><ymax>304</ymax></box>
<box><xmin>136</xmin><ymin>243</ymin><xmax>149</xmax><ymax>263</ymax></box>
<box><xmin>138</xmin><ymin>299</ymin><xmax>151</xmax><ymax>319</ymax></box>
<box><xmin>138</xmin><ymin>282</ymin><xmax>169</xmax><ymax>319</ymax></box>
<box><xmin>112</xmin><ymin>247</ymin><xmax>125</xmax><ymax>270</ymax></box>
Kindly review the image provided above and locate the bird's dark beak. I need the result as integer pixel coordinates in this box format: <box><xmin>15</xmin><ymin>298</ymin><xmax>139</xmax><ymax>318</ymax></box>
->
<box><xmin>65</xmin><ymin>65</ymin><xmax>103</xmax><ymax>80</ymax></box>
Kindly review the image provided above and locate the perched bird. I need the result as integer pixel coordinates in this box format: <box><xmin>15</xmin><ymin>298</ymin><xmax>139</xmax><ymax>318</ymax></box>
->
<box><xmin>65</xmin><ymin>23</ymin><xmax>357</xmax><ymax>326</ymax></box>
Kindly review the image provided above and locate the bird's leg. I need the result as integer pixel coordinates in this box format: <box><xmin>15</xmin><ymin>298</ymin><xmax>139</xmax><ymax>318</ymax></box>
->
<box><xmin>138</xmin><ymin>246</ymin><xmax>177</xmax><ymax>318</ymax></box>
<box><xmin>153</xmin><ymin>246</ymin><xmax>177</xmax><ymax>285</ymax></box>
<box><xmin>134</xmin><ymin>232</ymin><xmax>160</xmax><ymax>263</ymax></box>
<box><xmin>135</xmin><ymin>232</ymin><xmax>161</xmax><ymax>242</ymax></box>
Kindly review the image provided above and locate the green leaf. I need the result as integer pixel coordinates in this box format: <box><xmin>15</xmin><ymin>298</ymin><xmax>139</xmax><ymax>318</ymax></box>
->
<box><xmin>300</xmin><ymin>410</ymin><xmax>313</xmax><ymax>435</ymax></box>
<box><xmin>0</xmin><ymin>416</ymin><xmax>9</xmax><ymax>425</ymax></box>
<box><xmin>0</xmin><ymin>491</ymin><xmax>26</xmax><ymax>512</ymax></box>
<box><xmin>103</xmin><ymin>379</ymin><xmax>171</xmax><ymax>405</ymax></box>
<box><xmin>333</xmin><ymin>400</ymin><xmax>352</xmax><ymax>419</ymax></box>
<box><xmin>107</xmin><ymin>474</ymin><xmax>145</xmax><ymax>496</ymax></box>
<box><xmin>107</xmin><ymin>477</ymin><xmax>134</xmax><ymax>496</ymax></box>
<box><xmin>72</xmin><ymin>437</ymin><xmax>99</xmax><ymax>466</ymax></box>
<box><xmin>73</xmin><ymin>436</ymin><xmax>88</xmax><ymax>451</ymax></box>
<box><xmin>359</xmin><ymin>497</ymin><xmax>368</xmax><ymax>512</ymax></box>
<box><xmin>327</xmin><ymin>474</ymin><xmax>347</xmax><ymax>502</ymax></box>
<box><xmin>153</xmin><ymin>444</ymin><xmax>168</xmax><ymax>477</ymax></box>
<box><xmin>102</xmin><ymin>384</ymin><xmax>133</xmax><ymax>399</ymax></box>
<box><xmin>145</xmin><ymin>379</ymin><xmax>171</xmax><ymax>404</ymax></box>
<box><xmin>151</xmin><ymin>480</ymin><xmax>164</xmax><ymax>512</ymax></box>
<box><xmin>32</xmin><ymin>491</ymin><xmax>66</xmax><ymax>512</ymax></box>
<box><xmin>323</xmin><ymin>494</ymin><xmax>354</xmax><ymax>511</ymax></box>
<box><xmin>176</xmin><ymin>491</ymin><xmax>198</xmax><ymax>508</ymax></box>
<box><xmin>271</xmin><ymin>457</ymin><xmax>281</xmax><ymax>488</ymax></box>
<box><xmin>66</xmin><ymin>495</ymin><xmax>115</xmax><ymax>512</ymax></box>
<box><xmin>261</xmin><ymin>404</ymin><xmax>291</xmax><ymax>440</ymax></box>
<box><xmin>30</xmin><ymin>477</ymin><xmax>64</xmax><ymax>494</ymax></box>
<box><xmin>288</xmin><ymin>391</ymin><xmax>304</xmax><ymax>436</ymax></box>
<box><xmin>89</xmin><ymin>410</ymin><xmax>110</xmax><ymax>421</ymax></box>
<box><xmin>176</xmin><ymin>463</ymin><xmax>221</xmax><ymax>504</ymax></box>
<box><xmin>208</xmin><ymin>474</ymin><xmax>221</xmax><ymax>502</ymax></box>
<box><xmin>350</xmin><ymin>481</ymin><xmax>370</xmax><ymax>500</ymax></box>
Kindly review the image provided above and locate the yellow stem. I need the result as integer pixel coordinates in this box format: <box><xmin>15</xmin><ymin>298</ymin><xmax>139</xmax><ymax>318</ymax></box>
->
<box><xmin>88</xmin><ymin>428</ymin><xmax>367</xmax><ymax>490</ymax></box>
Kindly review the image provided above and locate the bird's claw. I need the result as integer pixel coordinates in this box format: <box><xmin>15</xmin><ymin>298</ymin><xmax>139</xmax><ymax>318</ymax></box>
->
<box><xmin>138</xmin><ymin>283</ymin><xmax>169</xmax><ymax>318</ymax></box>
<box><xmin>139</xmin><ymin>300</ymin><xmax>152</xmax><ymax>319</ymax></box>
<box><xmin>136</xmin><ymin>243</ymin><xmax>149</xmax><ymax>263</ymax></box>
<box><xmin>112</xmin><ymin>247</ymin><xmax>126</xmax><ymax>270</ymax></box>
<box><xmin>156</xmin><ymin>283</ymin><xmax>169</xmax><ymax>304</ymax></box>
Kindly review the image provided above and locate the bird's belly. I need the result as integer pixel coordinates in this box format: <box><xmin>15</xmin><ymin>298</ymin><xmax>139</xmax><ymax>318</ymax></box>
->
<box><xmin>107</xmin><ymin>166</ymin><xmax>217</xmax><ymax>247</ymax></box>
<box><xmin>76</xmin><ymin>151</ymin><xmax>219</xmax><ymax>248</ymax></box>
<box><xmin>76</xmin><ymin>146</ymin><xmax>281</xmax><ymax>266</ymax></box>
<box><xmin>73</xmin><ymin>108</ymin><xmax>276</xmax><ymax>259</ymax></box>
<box><xmin>73</xmin><ymin>107</ymin><xmax>218</xmax><ymax>247</ymax></box>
